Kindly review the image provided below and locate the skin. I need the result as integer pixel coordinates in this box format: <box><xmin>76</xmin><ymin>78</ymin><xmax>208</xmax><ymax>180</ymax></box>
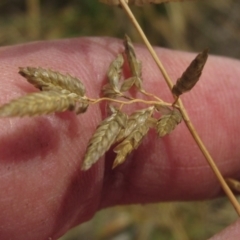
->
<box><xmin>0</xmin><ymin>37</ymin><xmax>240</xmax><ymax>239</ymax></box>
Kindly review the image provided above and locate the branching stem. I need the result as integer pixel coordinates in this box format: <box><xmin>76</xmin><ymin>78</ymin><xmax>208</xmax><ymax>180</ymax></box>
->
<box><xmin>88</xmin><ymin>96</ymin><xmax>172</xmax><ymax>107</ymax></box>
<box><xmin>119</xmin><ymin>0</ymin><xmax>240</xmax><ymax>215</ymax></box>
<box><xmin>140</xmin><ymin>90</ymin><xmax>163</xmax><ymax>102</ymax></box>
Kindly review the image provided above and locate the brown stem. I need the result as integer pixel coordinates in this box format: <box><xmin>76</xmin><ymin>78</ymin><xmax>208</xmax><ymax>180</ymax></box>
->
<box><xmin>88</xmin><ymin>97</ymin><xmax>171</xmax><ymax>107</ymax></box>
<box><xmin>119</xmin><ymin>0</ymin><xmax>240</xmax><ymax>216</ymax></box>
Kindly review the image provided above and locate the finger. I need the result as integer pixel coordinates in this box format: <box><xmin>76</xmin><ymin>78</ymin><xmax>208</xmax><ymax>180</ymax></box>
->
<box><xmin>101</xmin><ymin>43</ymin><xmax>240</xmax><ymax>207</ymax></box>
<box><xmin>0</xmin><ymin>38</ymin><xmax>239</xmax><ymax>239</ymax></box>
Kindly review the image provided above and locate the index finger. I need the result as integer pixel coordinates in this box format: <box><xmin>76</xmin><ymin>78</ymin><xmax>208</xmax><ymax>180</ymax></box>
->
<box><xmin>0</xmin><ymin>37</ymin><xmax>239</xmax><ymax>239</ymax></box>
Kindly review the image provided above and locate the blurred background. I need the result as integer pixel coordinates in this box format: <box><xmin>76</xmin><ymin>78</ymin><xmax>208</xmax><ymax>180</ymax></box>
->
<box><xmin>0</xmin><ymin>0</ymin><xmax>240</xmax><ymax>58</ymax></box>
<box><xmin>0</xmin><ymin>0</ymin><xmax>240</xmax><ymax>239</ymax></box>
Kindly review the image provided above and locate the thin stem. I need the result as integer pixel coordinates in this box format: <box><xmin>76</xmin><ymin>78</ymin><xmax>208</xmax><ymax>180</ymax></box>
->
<box><xmin>119</xmin><ymin>0</ymin><xmax>173</xmax><ymax>89</ymax></box>
<box><xmin>88</xmin><ymin>97</ymin><xmax>172</xmax><ymax>107</ymax></box>
<box><xmin>140</xmin><ymin>90</ymin><xmax>163</xmax><ymax>102</ymax></box>
<box><xmin>119</xmin><ymin>0</ymin><xmax>240</xmax><ymax>215</ymax></box>
<box><xmin>180</xmin><ymin>104</ymin><xmax>240</xmax><ymax>215</ymax></box>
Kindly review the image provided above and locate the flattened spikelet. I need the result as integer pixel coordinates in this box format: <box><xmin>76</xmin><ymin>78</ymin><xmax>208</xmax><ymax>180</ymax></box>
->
<box><xmin>113</xmin><ymin>142</ymin><xmax>133</xmax><ymax>168</ymax></box>
<box><xmin>102</xmin><ymin>54</ymin><xmax>123</xmax><ymax>98</ymax></box>
<box><xmin>124</xmin><ymin>35</ymin><xmax>142</xmax><ymax>77</ymax></box>
<box><xmin>102</xmin><ymin>84</ymin><xmax>121</xmax><ymax>98</ymax></box>
<box><xmin>100</xmin><ymin>0</ymin><xmax>195</xmax><ymax>6</ymax></box>
<box><xmin>19</xmin><ymin>67</ymin><xmax>86</xmax><ymax>96</ymax></box>
<box><xmin>113</xmin><ymin>121</ymin><xmax>150</xmax><ymax>168</ymax></box>
<box><xmin>156</xmin><ymin>109</ymin><xmax>182</xmax><ymax>137</ymax></box>
<box><xmin>172</xmin><ymin>49</ymin><xmax>208</xmax><ymax>97</ymax></box>
<box><xmin>0</xmin><ymin>91</ymin><xmax>79</xmax><ymax>117</ymax></box>
<box><xmin>123</xmin><ymin>35</ymin><xmax>143</xmax><ymax>90</ymax></box>
<box><xmin>120</xmin><ymin>77</ymin><xmax>135</xmax><ymax>92</ymax></box>
<box><xmin>82</xmin><ymin>110</ymin><xmax>127</xmax><ymax>171</ymax></box>
<box><xmin>107</xmin><ymin>54</ymin><xmax>124</xmax><ymax>90</ymax></box>
<box><xmin>116</xmin><ymin>106</ymin><xmax>154</xmax><ymax>142</ymax></box>
<box><xmin>72</xmin><ymin>99</ymin><xmax>89</xmax><ymax>114</ymax></box>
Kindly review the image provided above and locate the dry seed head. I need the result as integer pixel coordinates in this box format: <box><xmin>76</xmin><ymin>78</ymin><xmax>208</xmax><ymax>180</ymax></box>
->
<box><xmin>116</xmin><ymin>106</ymin><xmax>154</xmax><ymax>142</ymax></box>
<box><xmin>124</xmin><ymin>35</ymin><xmax>137</xmax><ymax>58</ymax></box>
<box><xmin>107</xmin><ymin>54</ymin><xmax>124</xmax><ymax>91</ymax></box>
<box><xmin>120</xmin><ymin>77</ymin><xmax>136</xmax><ymax>92</ymax></box>
<box><xmin>0</xmin><ymin>91</ymin><xmax>79</xmax><ymax>117</ymax></box>
<box><xmin>123</xmin><ymin>35</ymin><xmax>143</xmax><ymax>91</ymax></box>
<box><xmin>124</xmin><ymin>35</ymin><xmax>141</xmax><ymax>77</ymax></box>
<box><xmin>134</xmin><ymin>76</ymin><xmax>143</xmax><ymax>90</ymax></box>
<box><xmin>113</xmin><ymin>121</ymin><xmax>150</xmax><ymax>168</ymax></box>
<box><xmin>74</xmin><ymin>100</ymin><xmax>89</xmax><ymax>114</ymax></box>
<box><xmin>102</xmin><ymin>84</ymin><xmax>122</xmax><ymax>98</ymax></box>
<box><xmin>19</xmin><ymin>67</ymin><xmax>86</xmax><ymax>97</ymax></box>
<box><xmin>127</xmin><ymin>123</ymin><xmax>150</xmax><ymax>149</ymax></box>
<box><xmin>172</xmin><ymin>49</ymin><xmax>208</xmax><ymax>97</ymax></box>
<box><xmin>113</xmin><ymin>142</ymin><xmax>133</xmax><ymax>168</ymax></box>
<box><xmin>156</xmin><ymin>109</ymin><xmax>182</xmax><ymax>137</ymax></box>
<box><xmin>102</xmin><ymin>54</ymin><xmax>124</xmax><ymax>98</ymax></box>
<box><xmin>82</xmin><ymin>110</ymin><xmax>128</xmax><ymax>171</ymax></box>
<box><xmin>147</xmin><ymin>117</ymin><xmax>157</xmax><ymax>128</ymax></box>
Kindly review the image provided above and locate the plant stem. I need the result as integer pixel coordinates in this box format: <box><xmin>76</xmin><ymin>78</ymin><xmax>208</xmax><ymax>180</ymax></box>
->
<box><xmin>88</xmin><ymin>97</ymin><xmax>171</xmax><ymax>107</ymax></box>
<box><xmin>119</xmin><ymin>0</ymin><xmax>240</xmax><ymax>215</ymax></box>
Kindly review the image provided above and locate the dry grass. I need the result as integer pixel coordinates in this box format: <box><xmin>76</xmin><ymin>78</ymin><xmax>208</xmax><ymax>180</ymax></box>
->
<box><xmin>0</xmin><ymin>0</ymin><xmax>239</xmax><ymax>239</ymax></box>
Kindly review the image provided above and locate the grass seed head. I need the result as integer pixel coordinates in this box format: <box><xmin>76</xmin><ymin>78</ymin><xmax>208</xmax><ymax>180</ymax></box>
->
<box><xmin>19</xmin><ymin>67</ymin><xmax>86</xmax><ymax>97</ymax></box>
<box><xmin>116</xmin><ymin>106</ymin><xmax>154</xmax><ymax>142</ymax></box>
<box><xmin>113</xmin><ymin>119</ymin><xmax>150</xmax><ymax>168</ymax></box>
<box><xmin>82</xmin><ymin>110</ymin><xmax>128</xmax><ymax>170</ymax></box>
<box><xmin>0</xmin><ymin>91</ymin><xmax>79</xmax><ymax>117</ymax></box>
<box><xmin>172</xmin><ymin>49</ymin><xmax>208</xmax><ymax>97</ymax></box>
<box><xmin>156</xmin><ymin>109</ymin><xmax>182</xmax><ymax>137</ymax></box>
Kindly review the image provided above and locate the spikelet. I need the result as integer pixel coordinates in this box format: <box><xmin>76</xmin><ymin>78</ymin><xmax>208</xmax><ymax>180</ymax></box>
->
<box><xmin>122</xmin><ymin>35</ymin><xmax>143</xmax><ymax>91</ymax></box>
<box><xmin>113</xmin><ymin>120</ymin><xmax>150</xmax><ymax>168</ymax></box>
<box><xmin>99</xmin><ymin>0</ymin><xmax>195</xmax><ymax>6</ymax></box>
<box><xmin>147</xmin><ymin>117</ymin><xmax>158</xmax><ymax>128</ymax></box>
<box><xmin>82</xmin><ymin>109</ymin><xmax>128</xmax><ymax>171</ymax></box>
<box><xmin>19</xmin><ymin>67</ymin><xmax>86</xmax><ymax>97</ymax></box>
<box><xmin>0</xmin><ymin>91</ymin><xmax>80</xmax><ymax>117</ymax></box>
<box><xmin>116</xmin><ymin>106</ymin><xmax>154</xmax><ymax>142</ymax></box>
<box><xmin>102</xmin><ymin>54</ymin><xmax>123</xmax><ymax>98</ymax></box>
<box><xmin>124</xmin><ymin>35</ymin><xmax>141</xmax><ymax>77</ymax></box>
<box><xmin>156</xmin><ymin>108</ymin><xmax>182</xmax><ymax>137</ymax></box>
<box><xmin>113</xmin><ymin>142</ymin><xmax>133</xmax><ymax>168</ymax></box>
<box><xmin>172</xmin><ymin>49</ymin><xmax>208</xmax><ymax>97</ymax></box>
<box><xmin>120</xmin><ymin>77</ymin><xmax>136</xmax><ymax>92</ymax></box>
<box><xmin>113</xmin><ymin>107</ymin><xmax>154</xmax><ymax>168</ymax></box>
<box><xmin>73</xmin><ymin>100</ymin><xmax>89</xmax><ymax>114</ymax></box>
<box><xmin>102</xmin><ymin>84</ymin><xmax>121</xmax><ymax>99</ymax></box>
<box><xmin>107</xmin><ymin>54</ymin><xmax>124</xmax><ymax>91</ymax></box>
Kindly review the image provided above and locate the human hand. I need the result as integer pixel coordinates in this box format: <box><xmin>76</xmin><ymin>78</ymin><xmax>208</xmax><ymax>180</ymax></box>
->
<box><xmin>0</xmin><ymin>38</ymin><xmax>240</xmax><ymax>240</ymax></box>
